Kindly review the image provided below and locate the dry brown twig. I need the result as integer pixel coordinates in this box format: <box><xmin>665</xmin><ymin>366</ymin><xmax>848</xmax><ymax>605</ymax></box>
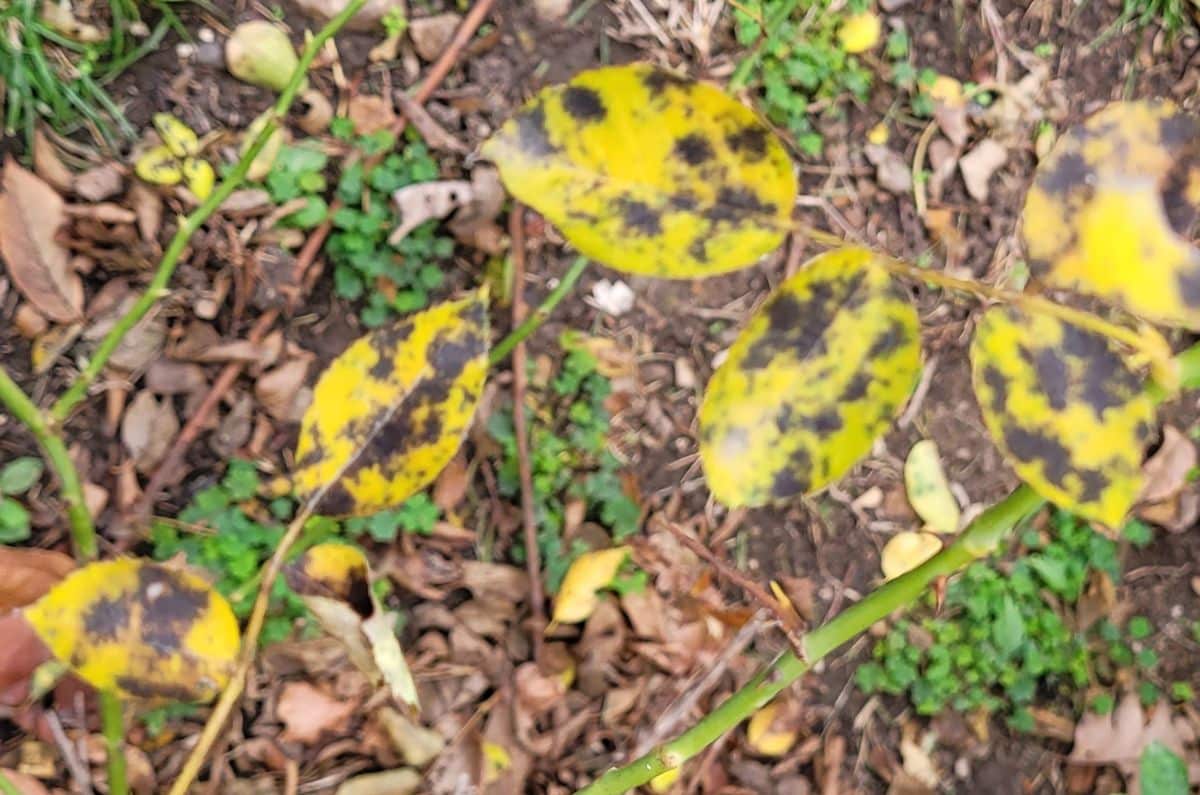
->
<box><xmin>660</xmin><ymin>519</ymin><xmax>808</xmax><ymax>661</ymax></box>
<box><xmin>509</xmin><ymin>204</ymin><xmax>547</xmax><ymax>651</ymax></box>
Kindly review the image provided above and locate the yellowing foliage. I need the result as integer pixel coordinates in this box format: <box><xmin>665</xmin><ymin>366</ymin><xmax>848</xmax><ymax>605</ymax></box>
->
<box><xmin>482</xmin><ymin>63</ymin><xmax>797</xmax><ymax>279</ymax></box>
<box><xmin>971</xmin><ymin>307</ymin><xmax>1154</xmax><ymax>526</ymax></box>
<box><xmin>552</xmin><ymin>547</ymin><xmax>630</xmax><ymax>624</ymax></box>
<box><xmin>904</xmin><ymin>440</ymin><xmax>960</xmax><ymax>534</ymax></box>
<box><xmin>1023</xmin><ymin>100</ymin><xmax>1200</xmax><ymax>328</ymax></box>
<box><xmin>880</xmin><ymin>531</ymin><xmax>942</xmax><ymax>581</ymax></box>
<box><xmin>745</xmin><ymin>701</ymin><xmax>798</xmax><ymax>757</ymax></box>
<box><xmin>838</xmin><ymin>11</ymin><xmax>881</xmax><ymax>54</ymax></box>
<box><xmin>23</xmin><ymin>558</ymin><xmax>239</xmax><ymax>702</ymax></box>
<box><xmin>152</xmin><ymin>112</ymin><xmax>199</xmax><ymax>158</ymax></box>
<box><xmin>135</xmin><ymin>145</ymin><xmax>183</xmax><ymax>186</ymax></box>
<box><xmin>294</xmin><ymin>293</ymin><xmax>489</xmax><ymax>516</ymax></box>
<box><xmin>698</xmin><ymin>247</ymin><xmax>921</xmax><ymax>507</ymax></box>
<box><xmin>286</xmin><ymin>543</ymin><xmax>419</xmax><ymax>708</ymax></box>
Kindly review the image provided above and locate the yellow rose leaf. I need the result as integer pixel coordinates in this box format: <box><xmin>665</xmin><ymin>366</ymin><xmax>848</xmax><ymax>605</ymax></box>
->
<box><xmin>285</xmin><ymin>543</ymin><xmax>419</xmax><ymax>709</ymax></box>
<box><xmin>23</xmin><ymin>558</ymin><xmax>239</xmax><ymax>701</ymax></box>
<box><xmin>552</xmin><ymin>546</ymin><xmax>630</xmax><ymax>624</ymax></box>
<box><xmin>1022</xmin><ymin>100</ymin><xmax>1200</xmax><ymax>328</ymax></box>
<box><xmin>134</xmin><ymin>145</ymin><xmax>183</xmax><ymax>186</ymax></box>
<box><xmin>839</xmin><ymin>11</ymin><xmax>881</xmax><ymax>54</ymax></box>
<box><xmin>182</xmin><ymin>158</ymin><xmax>216</xmax><ymax>200</ymax></box>
<box><xmin>880</xmin><ymin>531</ymin><xmax>942</xmax><ymax>581</ymax></box>
<box><xmin>971</xmin><ymin>307</ymin><xmax>1155</xmax><ymax>526</ymax></box>
<box><xmin>745</xmin><ymin>700</ymin><xmax>799</xmax><ymax>757</ymax></box>
<box><xmin>293</xmin><ymin>292</ymin><xmax>489</xmax><ymax>516</ymax></box>
<box><xmin>482</xmin><ymin>63</ymin><xmax>797</xmax><ymax>279</ymax></box>
<box><xmin>152</xmin><ymin>113</ymin><xmax>199</xmax><ymax>159</ymax></box>
<box><xmin>904</xmin><ymin>439</ymin><xmax>961</xmax><ymax>534</ymax></box>
<box><xmin>698</xmin><ymin>247</ymin><xmax>922</xmax><ymax>507</ymax></box>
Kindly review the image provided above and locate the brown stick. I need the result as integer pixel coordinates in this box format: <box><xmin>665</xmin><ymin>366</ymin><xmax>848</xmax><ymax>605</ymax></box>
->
<box><xmin>509</xmin><ymin>205</ymin><xmax>546</xmax><ymax>650</ymax></box>
<box><xmin>131</xmin><ymin>2</ymin><xmax>496</xmax><ymax>522</ymax></box>
<box><xmin>660</xmin><ymin>519</ymin><xmax>808</xmax><ymax>660</ymax></box>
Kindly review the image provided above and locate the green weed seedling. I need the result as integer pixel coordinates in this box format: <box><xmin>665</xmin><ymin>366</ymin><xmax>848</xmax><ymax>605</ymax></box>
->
<box><xmin>265</xmin><ymin>124</ymin><xmax>454</xmax><ymax>325</ymax></box>
<box><xmin>731</xmin><ymin>0</ymin><xmax>873</xmax><ymax>155</ymax></box>
<box><xmin>488</xmin><ymin>333</ymin><xmax>640</xmax><ymax>592</ymax></box>
<box><xmin>857</xmin><ymin>512</ymin><xmax>1174</xmax><ymax>731</ymax></box>
<box><xmin>0</xmin><ymin>457</ymin><xmax>43</xmax><ymax>543</ymax></box>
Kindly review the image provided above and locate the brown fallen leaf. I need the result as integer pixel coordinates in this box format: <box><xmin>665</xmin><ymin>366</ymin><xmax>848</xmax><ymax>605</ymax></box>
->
<box><xmin>959</xmin><ymin>139</ymin><xmax>1007</xmax><ymax>202</ymax></box>
<box><xmin>377</xmin><ymin>707</ymin><xmax>445</xmax><ymax>767</ymax></box>
<box><xmin>409</xmin><ymin>13</ymin><xmax>461</xmax><ymax>61</ymax></box>
<box><xmin>121</xmin><ymin>390</ymin><xmax>180</xmax><ymax>473</ymax></box>
<box><xmin>1070</xmin><ymin>693</ymin><xmax>1196</xmax><ymax>794</ymax></box>
<box><xmin>389</xmin><ymin>180</ymin><xmax>475</xmax><ymax>245</ymax></box>
<box><xmin>128</xmin><ymin>182</ymin><xmax>162</xmax><ymax>243</ymax></box>
<box><xmin>277</xmin><ymin>681</ymin><xmax>360</xmax><ymax>744</ymax></box>
<box><xmin>447</xmin><ymin>167</ymin><xmax>507</xmax><ymax>255</ymax></box>
<box><xmin>432</xmin><ymin>453</ymin><xmax>469</xmax><ymax>512</ymax></box>
<box><xmin>0</xmin><ymin>613</ymin><xmax>53</xmax><ymax>705</ymax></box>
<box><xmin>255</xmin><ymin>358</ymin><xmax>312</xmax><ymax>421</ymax></box>
<box><xmin>348</xmin><ymin>95</ymin><xmax>396</xmax><ymax>137</ymax></box>
<box><xmin>85</xmin><ymin>297</ymin><xmax>166</xmax><ymax>373</ymax></box>
<box><xmin>144</xmin><ymin>360</ymin><xmax>207</xmax><ymax>395</ymax></box>
<box><xmin>0</xmin><ymin>768</ymin><xmax>50</xmax><ymax>795</ymax></box>
<box><xmin>1138</xmin><ymin>426</ymin><xmax>1196</xmax><ymax>505</ymax></box>
<box><xmin>73</xmin><ymin>163</ymin><xmax>125</xmax><ymax>202</ymax></box>
<box><xmin>30</xmin><ymin>323</ymin><xmax>83</xmax><ymax>374</ymax></box>
<box><xmin>865</xmin><ymin>143</ymin><xmax>912</xmax><ymax>195</ymax></box>
<box><xmin>293</xmin><ymin>0</ymin><xmax>405</xmax><ymax>30</ymax></box>
<box><xmin>335</xmin><ymin>769</ymin><xmax>421</xmax><ymax>795</ymax></box>
<box><xmin>393</xmin><ymin>93</ymin><xmax>468</xmax><ymax>154</ymax></box>
<box><xmin>0</xmin><ymin>157</ymin><xmax>83</xmax><ymax>322</ymax></box>
<box><xmin>13</xmin><ymin>305</ymin><xmax>48</xmax><ymax>339</ymax></box>
<box><xmin>0</xmin><ymin>546</ymin><xmax>74</xmax><ymax>612</ymax></box>
<box><xmin>31</xmin><ymin>128</ymin><xmax>73</xmax><ymax>194</ymax></box>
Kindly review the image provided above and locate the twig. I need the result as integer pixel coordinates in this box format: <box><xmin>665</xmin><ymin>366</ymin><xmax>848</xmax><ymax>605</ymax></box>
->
<box><xmin>404</xmin><ymin>0</ymin><xmax>500</xmax><ymax>109</ymax></box>
<box><xmin>45</xmin><ymin>709</ymin><xmax>93</xmax><ymax>795</ymax></box>
<box><xmin>633</xmin><ymin>612</ymin><xmax>765</xmax><ymax>757</ymax></box>
<box><xmin>508</xmin><ymin>205</ymin><xmax>546</xmax><ymax>649</ymax></box>
<box><xmin>99</xmin><ymin>692</ymin><xmax>128</xmax><ymax>795</ymax></box>
<box><xmin>660</xmin><ymin>520</ymin><xmax>807</xmax><ymax>660</ymax></box>
<box><xmin>488</xmin><ymin>256</ymin><xmax>589</xmax><ymax>366</ymax></box>
<box><xmin>0</xmin><ymin>367</ymin><xmax>95</xmax><ymax>559</ymax></box>
<box><xmin>575</xmin><ymin>486</ymin><xmax>1047</xmax><ymax>795</ymax></box>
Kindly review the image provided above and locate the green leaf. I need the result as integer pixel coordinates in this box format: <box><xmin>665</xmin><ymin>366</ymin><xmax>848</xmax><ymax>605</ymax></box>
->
<box><xmin>1128</xmin><ymin>616</ymin><xmax>1153</xmax><ymax>640</ymax></box>
<box><xmin>971</xmin><ymin>307</ymin><xmax>1154</xmax><ymax>526</ymax></box>
<box><xmin>993</xmin><ymin>595</ymin><xmax>1025</xmax><ymax>656</ymax></box>
<box><xmin>1140</xmin><ymin>742</ymin><xmax>1189</xmax><ymax>795</ymax></box>
<box><xmin>0</xmin><ymin>457</ymin><xmax>43</xmax><ymax>495</ymax></box>
<box><xmin>483</xmin><ymin>63</ymin><xmax>797</xmax><ymax>278</ymax></box>
<box><xmin>0</xmin><ymin>497</ymin><xmax>31</xmax><ymax>542</ymax></box>
<box><xmin>699</xmin><ymin>247</ymin><xmax>921</xmax><ymax>506</ymax></box>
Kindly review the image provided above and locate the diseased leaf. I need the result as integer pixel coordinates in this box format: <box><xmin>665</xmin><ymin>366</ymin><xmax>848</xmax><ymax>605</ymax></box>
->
<box><xmin>285</xmin><ymin>543</ymin><xmax>419</xmax><ymax>709</ymax></box>
<box><xmin>552</xmin><ymin>546</ymin><xmax>630</xmax><ymax>624</ymax></box>
<box><xmin>294</xmin><ymin>293</ymin><xmax>489</xmax><ymax>516</ymax></box>
<box><xmin>134</xmin><ymin>145</ymin><xmax>183</xmax><ymax>187</ymax></box>
<box><xmin>22</xmin><ymin>558</ymin><xmax>240</xmax><ymax>701</ymax></box>
<box><xmin>904</xmin><ymin>440</ymin><xmax>960</xmax><ymax>534</ymax></box>
<box><xmin>1023</xmin><ymin>101</ymin><xmax>1200</xmax><ymax>328</ymax></box>
<box><xmin>0</xmin><ymin>157</ymin><xmax>83</xmax><ymax>323</ymax></box>
<box><xmin>880</xmin><ymin>531</ymin><xmax>942</xmax><ymax>581</ymax></box>
<box><xmin>698</xmin><ymin>247</ymin><xmax>922</xmax><ymax>507</ymax></box>
<box><xmin>745</xmin><ymin>700</ymin><xmax>799</xmax><ymax>757</ymax></box>
<box><xmin>152</xmin><ymin>113</ymin><xmax>199</xmax><ymax>159</ymax></box>
<box><xmin>971</xmin><ymin>307</ymin><xmax>1155</xmax><ymax>526</ymax></box>
<box><xmin>482</xmin><ymin>63</ymin><xmax>797</xmax><ymax>278</ymax></box>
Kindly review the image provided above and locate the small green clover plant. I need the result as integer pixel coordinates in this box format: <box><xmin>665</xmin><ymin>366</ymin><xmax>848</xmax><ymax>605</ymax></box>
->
<box><xmin>0</xmin><ymin>457</ymin><xmax>43</xmax><ymax>542</ymax></box>
<box><xmin>489</xmin><ymin>333</ymin><xmax>641</xmax><ymax>592</ymax></box>
<box><xmin>264</xmin><ymin>125</ymin><xmax>454</xmax><ymax>326</ymax></box>
<box><xmin>856</xmin><ymin>511</ymin><xmax>1171</xmax><ymax>730</ymax></box>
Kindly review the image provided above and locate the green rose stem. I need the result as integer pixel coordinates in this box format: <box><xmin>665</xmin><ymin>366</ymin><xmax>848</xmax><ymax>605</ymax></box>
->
<box><xmin>489</xmin><ymin>255</ymin><xmax>590</xmax><ymax>366</ymax></box>
<box><xmin>577</xmin><ymin>343</ymin><xmax>1200</xmax><ymax>795</ymax></box>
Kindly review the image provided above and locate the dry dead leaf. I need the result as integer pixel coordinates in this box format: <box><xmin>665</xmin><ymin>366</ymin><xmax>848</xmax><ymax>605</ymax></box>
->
<box><xmin>0</xmin><ymin>157</ymin><xmax>83</xmax><ymax>322</ymax></box>
<box><xmin>1070</xmin><ymin>694</ymin><xmax>1196</xmax><ymax>794</ymax></box>
<box><xmin>294</xmin><ymin>0</ymin><xmax>405</xmax><ymax>30</ymax></box>
<box><xmin>460</xmin><ymin>562</ymin><xmax>528</xmax><ymax>604</ymax></box>
<box><xmin>0</xmin><ymin>546</ymin><xmax>74</xmax><ymax>612</ymax></box>
<box><xmin>447</xmin><ymin>167</ymin><xmax>508</xmax><ymax>254</ymax></box>
<box><xmin>13</xmin><ymin>305</ymin><xmax>47</xmax><ymax>339</ymax></box>
<box><xmin>904</xmin><ymin>440</ymin><xmax>960</xmax><ymax>534</ymax></box>
<box><xmin>746</xmin><ymin>700</ymin><xmax>800</xmax><ymax>757</ymax></box>
<box><xmin>959</xmin><ymin>139</ymin><xmax>1007</xmax><ymax>202</ymax></box>
<box><xmin>298</xmin><ymin>90</ymin><xmax>334</xmax><ymax>135</ymax></box>
<box><xmin>393</xmin><ymin>93</ymin><xmax>468</xmax><ymax>154</ymax></box>
<box><xmin>865</xmin><ymin>143</ymin><xmax>912</xmax><ymax>195</ymax></box>
<box><xmin>73</xmin><ymin>163</ymin><xmax>124</xmax><ymax>202</ymax></box>
<box><xmin>255</xmin><ymin>358</ymin><xmax>312</xmax><ymax>421</ymax></box>
<box><xmin>899</xmin><ymin>731</ymin><xmax>940</xmax><ymax>789</ymax></box>
<box><xmin>881</xmin><ymin>532</ymin><xmax>942</xmax><ymax>580</ymax></box>
<box><xmin>335</xmin><ymin>769</ymin><xmax>420</xmax><ymax>795</ymax></box>
<box><xmin>433</xmin><ymin>453</ymin><xmax>469</xmax><ymax>512</ymax></box>
<box><xmin>85</xmin><ymin>297</ymin><xmax>165</xmax><ymax>372</ymax></box>
<box><xmin>121</xmin><ymin>390</ymin><xmax>180</xmax><ymax>473</ymax></box>
<box><xmin>348</xmin><ymin>95</ymin><xmax>396</xmax><ymax>136</ymax></box>
<box><xmin>377</xmin><ymin>707</ymin><xmax>445</xmax><ymax>767</ymax></box>
<box><xmin>0</xmin><ymin>768</ymin><xmax>50</xmax><ymax>795</ymax></box>
<box><xmin>128</xmin><ymin>182</ymin><xmax>162</xmax><ymax>243</ymax></box>
<box><xmin>145</xmin><ymin>360</ymin><xmax>207</xmax><ymax>395</ymax></box>
<box><xmin>31</xmin><ymin>129</ymin><xmax>73</xmax><ymax>194</ymax></box>
<box><xmin>409</xmin><ymin>13</ymin><xmax>461</xmax><ymax>61</ymax></box>
<box><xmin>389</xmin><ymin>180</ymin><xmax>474</xmax><ymax>245</ymax></box>
<box><xmin>277</xmin><ymin>681</ymin><xmax>360</xmax><ymax>744</ymax></box>
<box><xmin>1139</xmin><ymin>426</ymin><xmax>1196</xmax><ymax>505</ymax></box>
<box><xmin>30</xmin><ymin>322</ymin><xmax>82</xmax><ymax>374</ymax></box>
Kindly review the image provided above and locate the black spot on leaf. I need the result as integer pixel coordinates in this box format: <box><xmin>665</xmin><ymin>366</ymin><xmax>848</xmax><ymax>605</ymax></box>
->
<box><xmin>619</xmin><ymin>199</ymin><xmax>663</xmax><ymax>236</ymax></box>
<box><xmin>1077</xmin><ymin>469</ymin><xmax>1109</xmax><ymax>503</ymax></box>
<box><xmin>840</xmin><ymin>372</ymin><xmax>871</xmax><ymax>402</ymax></box>
<box><xmin>771</xmin><ymin>447</ymin><xmax>812</xmax><ymax>499</ymax></box>
<box><xmin>642</xmin><ymin>68</ymin><xmax>691</xmax><ymax>94</ymax></box>
<box><xmin>1034</xmin><ymin>349</ymin><xmax>1069</xmax><ymax>410</ymax></box>
<box><xmin>1159</xmin><ymin>113</ymin><xmax>1198</xmax><ymax>148</ymax></box>
<box><xmin>516</xmin><ymin>103</ymin><xmax>557</xmax><ymax>157</ymax></box>
<box><xmin>726</xmin><ymin>126</ymin><xmax>769</xmax><ymax>161</ymax></box>
<box><xmin>117</xmin><ymin>676</ymin><xmax>207</xmax><ymax>702</ymax></box>
<box><xmin>562</xmin><ymin>86</ymin><xmax>606</xmax><ymax>122</ymax></box>
<box><xmin>707</xmin><ymin>186</ymin><xmax>777</xmax><ymax>225</ymax></box>
<box><xmin>1158</xmin><ymin>161</ymin><xmax>1199</xmax><ymax>236</ymax></box>
<box><xmin>673</xmin><ymin>133</ymin><xmax>714</xmax><ymax>165</ymax></box>
<box><xmin>981</xmin><ymin>364</ymin><xmax>1009</xmax><ymax>416</ymax></box>
<box><xmin>137</xmin><ymin>566</ymin><xmax>208</xmax><ymax>654</ymax></box>
<box><xmin>805</xmin><ymin>409</ymin><xmax>843</xmax><ymax>434</ymax></box>
<box><xmin>1003</xmin><ymin>426</ymin><xmax>1070</xmax><ymax>487</ymax></box>
<box><xmin>1177</xmin><ymin>265</ymin><xmax>1200</xmax><ymax>309</ymax></box>
<box><xmin>83</xmin><ymin>596</ymin><xmax>130</xmax><ymax>643</ymax></box>
<box><xmin>1039</xmin><ymin>152</ymin><xmax>1092</xmax><ymax>196</ymax></box>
